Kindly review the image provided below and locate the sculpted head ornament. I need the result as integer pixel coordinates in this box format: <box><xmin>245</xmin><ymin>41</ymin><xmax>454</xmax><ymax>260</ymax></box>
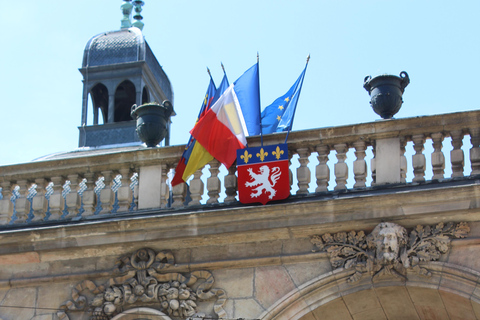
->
<box><xmin>369</xmin><ymin>222</ymin><xmax>407</xmax><ymax>264</ymax></box>
<box><xmin>311</xmin><ymin>221</ymin><xmax>469</xmax><ymax>283</ymax></box>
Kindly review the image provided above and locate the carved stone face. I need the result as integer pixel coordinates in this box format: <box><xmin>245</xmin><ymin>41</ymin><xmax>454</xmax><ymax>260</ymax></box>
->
<box><xmin>371</xmin><ymin>222</ymin><xmax>406</xmax><ymax>264</ymax></box>
<box><xmin>377</xmin><ymin>226</ymin><xmax>399</xmax><ymax>262</ymax></box>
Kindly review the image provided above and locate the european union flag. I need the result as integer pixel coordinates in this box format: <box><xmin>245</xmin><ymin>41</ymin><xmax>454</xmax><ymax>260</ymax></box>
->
<box><xmin>261</xmin><ymin>61</ymin><xmax>308</xmax><ymax>134</ymax></box>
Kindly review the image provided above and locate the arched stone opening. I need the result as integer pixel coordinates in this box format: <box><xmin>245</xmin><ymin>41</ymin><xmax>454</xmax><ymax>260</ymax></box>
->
<box><xmin>110</xmin><ymin>307</ymin><xmax>172</xmax><ymax>320</ymax></box>
<box><xmin>114</xmin><ymin>80</ymin><xmax>136</xmax><ymax>122</ymax></box>
<box><xmin>90</xmin><ymin>83</ymin><xmax>109</xmax><ymax>125</ymax></box>
<box><xmin>259</xmin><ymin>262</ymin><xmax>480</xmax><ymax>320</ymax></box>
<box><xmin>142</xmin><ymin>86</ymin><xmax>150</xmax><ymax>105</ymax></box>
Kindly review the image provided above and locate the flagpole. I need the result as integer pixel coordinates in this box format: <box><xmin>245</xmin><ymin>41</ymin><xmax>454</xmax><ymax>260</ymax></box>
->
<box><xmin>257</xmin><ymin>52</ymin><xmax>264</xmax><ymax>147</ymax></box>
<box><xmin>285</xmin><ymin>54</ymin><xmax>310</xmax><ymax>143</ymax></box>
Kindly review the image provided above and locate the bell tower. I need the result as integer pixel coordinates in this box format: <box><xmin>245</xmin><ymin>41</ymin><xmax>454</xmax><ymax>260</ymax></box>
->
<box><xmin>78</xmin><ymin>0</ymin><xmax>174</xmax><ymax>147</ymax></box>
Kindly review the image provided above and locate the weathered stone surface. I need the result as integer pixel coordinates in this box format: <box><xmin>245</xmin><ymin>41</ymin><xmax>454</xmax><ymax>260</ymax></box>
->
<box><xmin>439</xmin><ymin>290</ymin><xmax>477</xmax><ymax>320</ymax></box>
<box><xmin>234</xmin><ymin>298</ymin><xmax>264</xmax><ymax>320</ymax></box>
<box><xmin>285</xmin><ymin>261</ymin><xmax>332</xmax><ymax>287</ymax></box>
<box><xmin>214</xmin><ymin>268</ymin><xmax>254</xmax><ymax>299</ymax></box>
<box><xmin>0</xmin><ymin>287</ymin><xmax>37</xmax><ymax>320</ymax></box>
<box><xmin>375</xmin><ymin>286</ymin><xmax>420</xmax><ymax>320</ymax></box>
<box><xmin>311</xmin><ymin>298</ymin><xmax>352</xmax><ymax>320</ymax></box>
<box><xmin>343</xmin><ymin>289</ymin><xmax>381</xmax><ymax>315</ymax></box>
<box><xmin>407</xmin><ymin>287</ymin><xmax>450</xmax><ymax>320</ymax></box>
<box><xmin>351</xmin><ymin>308</ymin><xmax>387</xmax><ymax>320</ymax></box>
<box><xmin>254</xmin><ymin>266</ymin><xmax>296</xmax><ymax>309</ymax></box>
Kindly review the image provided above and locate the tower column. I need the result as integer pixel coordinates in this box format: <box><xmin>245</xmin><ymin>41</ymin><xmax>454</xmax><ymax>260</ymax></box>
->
<box><xmin>108</xmin><ymin>93</ymin><xmax>115</xmax><ymax>123</ymax></box>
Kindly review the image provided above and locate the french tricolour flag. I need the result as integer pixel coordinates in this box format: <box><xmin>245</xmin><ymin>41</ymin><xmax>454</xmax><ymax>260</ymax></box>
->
<box><xmin>190</xmin><ymin>63</ymin><xmax>261</xmax><ymax>168</ymax></box>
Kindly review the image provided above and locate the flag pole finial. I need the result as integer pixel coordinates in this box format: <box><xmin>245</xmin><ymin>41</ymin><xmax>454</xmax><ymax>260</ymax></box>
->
<box><xmin>207</xmin><ymin>67</ymin><xmax>211</xmax><ymax>77</ymax></box>
<box><xmin>257</xmin><ymin>52</ymin><xmax>259</xmax><ymax>63</ymax></box>
<box><xmin>221</xmin><ymin>62</ymin><xmax>225</xmax><ymax>74</ymax></box>
<box><xmin>307</xmin><ymin>54</ymin><xmax>310</xmax><ymax>64</ymax></box>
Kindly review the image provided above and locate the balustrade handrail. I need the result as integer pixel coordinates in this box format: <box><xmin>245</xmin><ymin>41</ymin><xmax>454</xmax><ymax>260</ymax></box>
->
<box><xmin>1</xmin><ymin>110</ymin><xmax>479</xmax><ymax>181</ymax></box>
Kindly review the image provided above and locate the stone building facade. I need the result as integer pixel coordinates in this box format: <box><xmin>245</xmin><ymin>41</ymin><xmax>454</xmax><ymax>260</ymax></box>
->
<box><xmin>1</xmin><ymin>2</ymin><xmax>480</xmax><ymax>319</ymax></box>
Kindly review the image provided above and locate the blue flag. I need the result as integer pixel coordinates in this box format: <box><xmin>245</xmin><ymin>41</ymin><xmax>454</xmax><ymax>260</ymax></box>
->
<box><xmin>233</xmin><ymin>62</ymin><xmax>261</xmax><ymax>136</ymax></box>
<box><xmin>261</xmin><ymin>64</ymin><xmax>307</xmax><ymax>134</ymax></box>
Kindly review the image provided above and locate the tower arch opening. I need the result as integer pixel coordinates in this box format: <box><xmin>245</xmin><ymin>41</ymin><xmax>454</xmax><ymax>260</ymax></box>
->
<box><xmin>142</xmin><ymin>86</ymin><xmax>150</xmax><ymax>104</ymax></box>
<box><xmin>90</xmin><ymin>83</ymin><xmax>109</xmax><ymax>125</ymax></box>
<box><xmin>114</xmin><ymin>80</ymin><xmax>136</xmax><ymax>122</ymax></box>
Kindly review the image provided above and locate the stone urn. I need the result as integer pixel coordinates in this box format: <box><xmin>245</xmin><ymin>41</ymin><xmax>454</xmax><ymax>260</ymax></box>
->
<box><xmin>363</xmin><ymin>71</ymin><xmax>410</xmax><ymax>119</ymax></box>
<box><xmin>131</xmin><ymin>101</ymin><xmax>173</xmax><ymax>147</ymax></box>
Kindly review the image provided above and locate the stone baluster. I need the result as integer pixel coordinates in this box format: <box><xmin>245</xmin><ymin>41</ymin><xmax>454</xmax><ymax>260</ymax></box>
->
<box><xmin>100</xmin><ymin>171</ymin><xmax>114</xmax><ymax>214</ymax></box>
<box><xmin>0</xmin><ymin>181</ymin><xmax>12</xmax><ymax>224</ymax></box>
<box><xmin>370</xmin><ymin>145</ymin><xmax>376</xmax><ymax>186</ymax></box>
<box><xmin>111</xmin><ymin>174</ymin><xmax>122</xmax><ymax>213</ymax></box>
<box><xmin>49</xmin><ymin>176</ymin><xmax>65</xmax><ymax>220</ymax></box>
<box><xmin>32</xmin><ymin>178</ymin><xmax>47</xmax><ymax>220</ymax></box>
<box><xmin>171</xmin><ymin>182</ymin><xmax>186</xmax><ymax>208</ymax></box>
<box><xmin>76</xmin><ymin>178</ymin><xmax>88</xmax><ymax>218</ymax></box>
<box><xmin>224</xmin><ymin>165</ymin><xmax>238</xmax><ymax>203</ymax></box>
<box><xmin>160</xmin><ymin>165</ymin><xmax>169</xmax><ymax>209</ymax></box>
<box><xmin>207</xmin><ymin>160</ymin><xmax>221</xmax><ymax>204</ymax></box>
<box><xmin>470</xmin><ymin>128</ymin><xmax>480</xmax><ymax>175</ymax></box>
<box><xmin>66</xmin><ymin>174</ymin><xmax>81</xmax><ymax>217</ymax></box>
<box><xmin>431</xmin><ymin>133</ymin><xmax>445</xmax><ymax>180</ymax></box>
<box><xmin>117</xmin><ymin>169</ymin><xmax>132</xmax><ymax>212</ymax></box>
<box><xmin>94</xmin><ymin>176</ymin><xmax>106</xmax><ymax>215</ymax></box>
<box><xmin>60</xmin><ymin>180</ymin><xmax>72</xmax><ymax>219</ymax></box>
<box><xmin>82</xmin><ymin>173</ymin><xmax>96</xmax><ymax>216</ymax></box>
<box><xmin>296</xmin><ymin>148</ymin><xmax>311</xmax><ymax>195</ymax></box>
<box><xmin>315</xmin><ymin>145</ymin><xmax>330</xmax><ymax>192</ymax></box>
<box><xmin>400</xmin><ymin>137</ymin><xmax>407</xmax><ymax>183</ymax></box>
<box><xmin>129</xmin><ymin>172</ymin><xmax>139</xmax><ymax>211</ymax></box>
<box><xmin>334</xmin><ymin>144</ymin><xmax>348</xmax><ymax>190</ymax></box>
<box><xmin>450</xmin><ymin>130</ymin><xmax>464</xmax><ymax>178</ymax></box>
<box><xmin>353</xmin><ymin>141</ymin><xmax>367</xmax><ymax>188</ymax></box>
<box><xmin>8</xmin><ymin>185</ymin><xmax>21</xmax><ymax>224</ymax></box>
<box><xmin>44</xmin><ymin>182</ymin><xmax>54</xmax><ymax>221</ymax></box>
<box><xmin>189</xmin><ymin>168</ymin><xmax>205</xmax><ymax>206</ymax></box>
<box><xmin>412</xmin><ymin>134</ymin><xmax>426</xmax><ymax>182</ymax></box>
<box><xmin>11</xmin><ymin>180</ymin><xmax>29</xmax><ymax>223</ymax></box>
<box><xmin>25</xmin><ymin>183</ymin><xmax>38</xmax><ymax>223</ymax></box>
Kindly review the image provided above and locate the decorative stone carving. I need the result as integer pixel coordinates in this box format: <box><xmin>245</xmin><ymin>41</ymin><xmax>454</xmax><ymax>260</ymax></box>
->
<box><xmin>311</xmin><ymin>221</ymin><xmax>469</xmax><ymax>283</ymax></box>
<box><xmin>57</xmin><ymin>248</ymin><xmax>227</xmax><ymax>320</ymax></box>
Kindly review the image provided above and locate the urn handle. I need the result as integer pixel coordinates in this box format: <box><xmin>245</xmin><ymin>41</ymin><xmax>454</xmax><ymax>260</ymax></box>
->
<box><xmin>130</xmin><ymin>104</ymin><xmax>138</xmax><ymax>120</ymax></box>
<box><xmin>363</xmin><ymin>75</ymin><xmax>372</xmax><ymax>93</ymax></box>
<box><xmin>399</xmin><ymin>71</ymin><xmax>410</xmax><ymax>90</ymax></box>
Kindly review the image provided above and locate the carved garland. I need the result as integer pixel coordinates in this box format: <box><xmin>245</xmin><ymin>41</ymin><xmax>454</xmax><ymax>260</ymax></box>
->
<box><xmin>311</xmin><ymin>222</ymin><xmax>469</xmax><ymax>283</ymax></box>
<box><xmin>57</xmin><ymin>248</ymin><xmax>227</xmax><ymax>320</ymax></box>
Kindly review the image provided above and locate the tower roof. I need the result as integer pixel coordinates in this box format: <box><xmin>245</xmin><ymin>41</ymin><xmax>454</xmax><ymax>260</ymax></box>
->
<box><xmin>82</xmin><ymin>27</ymin><xmax>145</xmax><ymax>68</ymax></box>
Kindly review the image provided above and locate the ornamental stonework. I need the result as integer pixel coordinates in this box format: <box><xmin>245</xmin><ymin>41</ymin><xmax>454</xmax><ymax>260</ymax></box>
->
<box><xmin>311</xmin><ymin>222</ymin><xmax>469</xmax><ymax>283</ymax></box>
<box><xmin>57</xmin><ymin>248</ymin><xmax>227</xmax><ymax>320</ymax></box>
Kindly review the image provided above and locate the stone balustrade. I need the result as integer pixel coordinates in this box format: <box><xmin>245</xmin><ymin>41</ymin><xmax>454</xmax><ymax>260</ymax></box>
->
<box><xmin>1</xmin><ymin>110</ymin><xmax>479</xmax><ymax>226</ymax></box>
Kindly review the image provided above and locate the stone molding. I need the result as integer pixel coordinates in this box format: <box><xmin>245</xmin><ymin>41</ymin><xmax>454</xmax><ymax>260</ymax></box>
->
<box><xmin>311</xmin><ymin>221</ymin><xmax>470</xmax><ymax>283</ymax></box>
<box><xmin>57</xmin><ymin>248</ymin><xmax>227</xmax><ymax>320</ymax></box>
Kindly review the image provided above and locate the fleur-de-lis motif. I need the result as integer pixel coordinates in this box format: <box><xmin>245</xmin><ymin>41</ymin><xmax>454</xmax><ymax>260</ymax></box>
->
<box><xmin>240</xmin><ymin>150</ymin><xmax>252</xmax><ymax>164</ymax></box>
<box><xmin>256</xmin><ymin>148</ymin><xmax>268</xmax><ymax>162</ymax></box>
<box><xmin>272</xmin><ymin>146</ymin><xmax>284</xmax><ymax>160</ymax></box>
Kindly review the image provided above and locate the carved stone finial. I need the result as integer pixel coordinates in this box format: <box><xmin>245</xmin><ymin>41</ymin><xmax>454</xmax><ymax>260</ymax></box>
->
<box><xmin>311</xmin><ymin>221</ymin><xmax>470</xmax><ymax>283</ymax></box>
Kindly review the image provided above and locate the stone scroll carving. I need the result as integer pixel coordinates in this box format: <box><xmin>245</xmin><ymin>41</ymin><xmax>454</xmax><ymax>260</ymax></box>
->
<box><xmin>311</xmin><ymin>221</ymin><xmax>469</xmax><ymax>283</ymax></box>
<box><xmin>57</xmin><ymin>248</ymin><xmax>227</xmax><ymax>320</ymax></box>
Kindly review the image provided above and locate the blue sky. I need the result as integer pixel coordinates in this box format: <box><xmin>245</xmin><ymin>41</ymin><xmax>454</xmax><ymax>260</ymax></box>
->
<box><xmin>1</xmin><ymin>1</ymin><xmax>479</xmax><ymax>166</ymax></box>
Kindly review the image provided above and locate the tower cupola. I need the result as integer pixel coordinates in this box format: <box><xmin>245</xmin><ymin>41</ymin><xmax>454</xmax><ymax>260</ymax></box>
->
<box><xmin>78</xmin><ymin>0</ymin><xmax>174</xmax><ymax>148</ymax></box>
